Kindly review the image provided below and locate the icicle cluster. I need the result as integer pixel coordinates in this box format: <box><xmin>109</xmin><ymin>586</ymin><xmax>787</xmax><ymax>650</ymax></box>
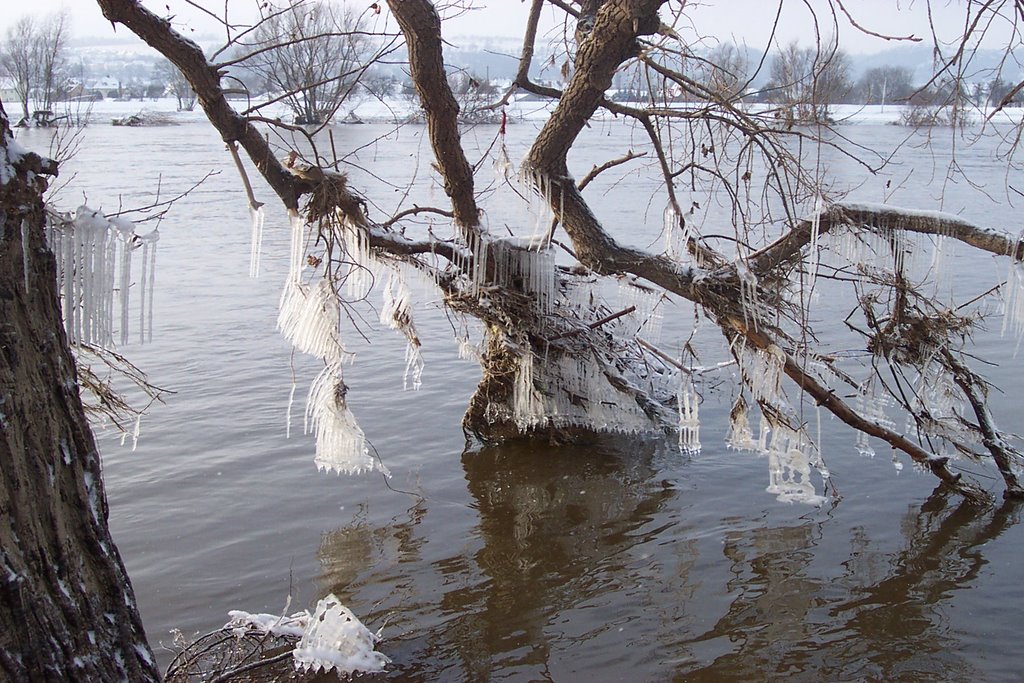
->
<box><xmin>46</xmin><ymin>206</ymin><xmax>158</xmax><ymax>347</ymax></box>
<box><xmin>518</xmin><ymin>166</ymin><xmax>562</xmax><ymax>246</ymax></box>
<box><xmin>1002</xmin><ymin>251</ymin><xmax>1024</xmax><ymax>343</ymax></box>
<box><xmin>853</xmin><ymin>381</ymin><xmax>896</xmax><ymax>458</ymax></box>
<box><xmin>677</xmin><ymin>377</ymin><xmax>701</xmax><ymax>453</ymax></box>
<box><xmin>510</xmin><ymin>350</ymin><xmax>654</xmax><ymax>434</ymax></box>
<box><xmin>278</xmin><ymin>210</ymin><xmax>381</xmax><ymax>476</ymax></box>
<box><xmin>338</xmin><ymin>214</ymin><xmax>375</xmax><ymax>300</ymax></box>
<box><xmin>380</xmin><ymin>272</ymin><xmax>423</xmax><ymax>390</ymax></box>
<box><xmin>619</xmin><ymin>279</ymin><xmax>664</xmax><ymax>341</ymax></box>
<box><xmin>734</xmin><ymin>341</ymin><xmax>786</xmax><ymax>405</ymax></box>
<box><xmin>726</xmin><ymin>395</ymin><xmax>758</xmax><ymax>451</ymax></box>
<box><xmin>764</xmin><ymin>419</ymin><xmax>826</xmax><ymax>506</ymax></box>
<box><xmin>470</xmin><ymin>234</ymin><xmax>557</xmax><ymax>313</ymax></box>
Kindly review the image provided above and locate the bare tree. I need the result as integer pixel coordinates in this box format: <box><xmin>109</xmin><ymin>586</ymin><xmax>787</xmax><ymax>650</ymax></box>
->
<box><xmin>767</xmin><ymin>39</ymin><xmax>851</xmax><ymax>123</ymax></box>
<box><xmin>157</xmin><ymin>58</ymin><xmax>197</xmax><ymax>111</ymax></box>
<box><xmin>853</xmin><ymin>65</ymin><xmax>915</xmax><ymax>105</ymax></box>
<box><xmin>0</xmin><ymin>12</ymin><xmax>70</xmax><ymax>122</ymax></box>
<box><xmin>36</xmin><ymin>12</ymin><xmax>70</xmax><ymax>114</ymax></box>
<box><xmin>85</xmin><ymin>0</ymin><xmax>1024</xmax><ymax>509</ymax></box>
<box><xmin>243</xmin><ymin>1</ymin><xmax>371</xmax><ymax>125</ymax></box>
<box><xmin>701</xmin><ymin>42</ymin><xmax>749</xmax><ymax>99</ymax></box>
<box><xmin>0</xmin><ymin>16</ymin><xmax>37</xmax><ymax>120</ymax></box>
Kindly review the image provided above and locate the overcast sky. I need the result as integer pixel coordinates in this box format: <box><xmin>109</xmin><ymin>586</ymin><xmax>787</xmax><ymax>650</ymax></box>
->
<box><xmin>0</xmin><ymin>0</ymin><xmax>997</xmax><ymax>55</ymax></box>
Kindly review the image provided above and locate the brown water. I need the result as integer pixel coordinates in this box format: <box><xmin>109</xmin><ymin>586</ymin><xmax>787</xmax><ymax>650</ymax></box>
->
<box><xmin>25</xmin><ymin>117</ymin><xmax>1024</xmax><ymax>681</ymax></box>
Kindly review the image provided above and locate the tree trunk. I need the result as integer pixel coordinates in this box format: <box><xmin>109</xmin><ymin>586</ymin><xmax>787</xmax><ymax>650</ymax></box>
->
<box><xmin>0</xmin><ymin>103</ymin><xmax>160</xmax><ymax>681</ymax></box>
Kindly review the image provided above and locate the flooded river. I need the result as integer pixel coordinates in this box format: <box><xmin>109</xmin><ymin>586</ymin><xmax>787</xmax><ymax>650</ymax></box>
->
<box><xmin>24</xmin><ymin>115</ymin><xmax>1024</xmax><ymax>681</ymax></box>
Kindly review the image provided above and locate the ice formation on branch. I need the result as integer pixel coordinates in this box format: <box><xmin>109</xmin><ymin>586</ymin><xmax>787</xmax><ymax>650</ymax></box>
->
<box><xmin>46</xmin><ymin>206</ymin><xmax>158</xmax><ymax>347</ymax></box>
<box><xmin>471</xmin><ymin>234</ymin><xmax>557</xmax><ymax>313</ymax></box>
<box><xmin>1002</xmin><ymin>253</ymin><xmax>1024</xmax><ymax>342</ymax></box>
<box><xmin>510</xmin><ymin>348</ymin><xmax>657</xmax><ymax>435</ymax></box>
<box><xmin>677</xmin><ymin>377</ymin><xmax>701</xmax><ymax>453</ymax></box>
<box><xmin>764</xmin><ymin>419</ymin><xmax>826</xmax><ymax>506</ymax></box>
<box><xmin>725</xmin><ymin>395</ymin><xmax>758</xmax><ymax>451</ymax></box>
<box><xmin>225</xmin><ymin>595</ymin><xmax>390</xmax><ymax>677</ymax></box>
<box><xmin>380</xmin><ymin>271</ymin><xmax>423</xmax><ymax>390</ymax></box>
<box><xmin>292</xmin><ymin>594</ymin><xmax>390</xmax><ymax>676</ymax></box>
<box><xmin>278</xmin><ymin>210</ymin><xmax>383</xmax><ymax>476</ymax></box>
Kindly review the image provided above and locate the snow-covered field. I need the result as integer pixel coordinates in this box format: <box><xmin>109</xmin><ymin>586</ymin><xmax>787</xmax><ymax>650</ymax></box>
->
<box><xmin>22</xmin><ymin>95</ymin><xmax>1024</xmax><ymax>128</ymax></box>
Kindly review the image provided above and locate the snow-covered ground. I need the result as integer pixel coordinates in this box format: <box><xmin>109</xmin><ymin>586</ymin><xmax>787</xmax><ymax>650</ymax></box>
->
<box><xmin>17</xmin><ymin>95</ymin><xmax>1024</xmax><ymax>129</ymax></box>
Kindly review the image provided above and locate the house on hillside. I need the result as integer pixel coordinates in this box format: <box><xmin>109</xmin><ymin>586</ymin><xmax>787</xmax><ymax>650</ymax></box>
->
<box><xmin>0</xmin><ymin>77</ymin><xmax>22</xmax><ymax>114</ymax></box>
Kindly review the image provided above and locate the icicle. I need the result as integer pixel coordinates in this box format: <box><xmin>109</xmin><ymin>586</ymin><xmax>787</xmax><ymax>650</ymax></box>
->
<box><xmin>726</xmin><ymin>395</ymin><xmax>758</xmax><ymax>451</ymax></box>
<box><xmin>21</xmin><ymin>218</ymin><xmax>30</xmax><ymax>292</ymax></box>
<box><xmin>1002</xmin><ymin>256</ymin><xmax>1024</xmax><ymax>343</ymax></box>
<box><xmin>379</xmin><ymin>271</ymin><xmax>424</xmax><ymax>390</ymax></box>
<box><xmin>117</xmin><ymin>225</ymin><xmax>133</xmax><ymax>346</ymax></box>
<box><xmin>146</xmin><ymin>229</ymin><xmax>158</xmax><ymax>342</ymax></box>
<box><xmin>62</xmin><ymin>218</ymin><xmax>74</xmax><ymax>341</ymax></box>
<box><xmin>139</xmin><ymin>242</ymin><xmax>148</xmax><ymax>345</ymax></box>
<box><xmin>285</xmin><ymin>381</ymin><xmax>297</xmax><ymax>439</ymax></box>
<box><xmin>677</xmin><ymin>377</ymin><xmax>701</xmax><ymax>454</ymax></box>
<box><xmin>249</xmin><ymin>205</ymin><xmax>265</xmax><ymax>279</ymax></box>
<box><xmin>470</xmin><ymin>231</ymin><xmax>490</xmax><ymax>296</ymax></box>
<box><xmin>734</xmin><ymin>258</ymin><xmax>759</xmax><ymax>330</ymax></box>
<box><xmin>403</xmin><ymin>343</ymin><xmax>424</xmax><ymax>391</ymax></box>
<box><xmin>663</xmin><ymin>202</ymin><xmax>692</xmax><ymax>261</ymax></box>
<box><xmin>806</xmin><ymin>196</ymin><xmax>821</xmax><ymax>291</ymax></box>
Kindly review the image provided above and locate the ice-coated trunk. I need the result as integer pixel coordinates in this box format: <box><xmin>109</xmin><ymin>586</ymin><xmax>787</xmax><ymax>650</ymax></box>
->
<box><xmin>0</xmin><ymin>103</ymin><xmax>159</xmax><ymax>681</ymax></box>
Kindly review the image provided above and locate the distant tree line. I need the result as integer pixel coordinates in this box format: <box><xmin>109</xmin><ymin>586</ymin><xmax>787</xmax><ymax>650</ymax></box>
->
<box><xmin>612</xmin><ymin>40</ymin><xmax>1024</xmax><ymax>125</ymax></box>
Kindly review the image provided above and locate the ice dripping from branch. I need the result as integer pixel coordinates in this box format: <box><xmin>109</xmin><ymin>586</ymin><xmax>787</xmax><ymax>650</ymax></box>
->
<box><xmin>306</xmin><ymin>362</ymin><xmax>382</xmax><ymax>476</ymax></box>
<box><xmin>764</xmin><ymin>418</ymin><xmax>826</xmax><ymax>506</ymax></box>
<box><xmin>1002</xmin><ymin>245</ymin><xmax>1024</xmax><ymax>343</ymax></box>
<box><xmin>226</xmin><ymin>595</ymin><xmax>389</xmax><ymax>676</ymax></box>
<box><xmin>726</xmin><ymin>395</ymin><xmax>758</xmax><ymax>451</ymax></box>
<box><xmin>380</xmin><ymin>271</ymin><xmax>423</xmax><ymax>390</ymax></box>
<box><xmin>677</xmin><ymin>377</ymin><xmax>701</xmax><ymax>453</ymax></box>
<box><xmin>248</xmin><ymin>205</ymin><xmax>265</xmax><ymax>278</ymax></box>
<box><xmin>278</xmin><ymin>210</ymin><xmax>381</xmax><ymax>475</ymax></box>
<box><xmin>46</xmin><ymin>206</ymin><xmax>157</xmax><ymax>348</ymax></box>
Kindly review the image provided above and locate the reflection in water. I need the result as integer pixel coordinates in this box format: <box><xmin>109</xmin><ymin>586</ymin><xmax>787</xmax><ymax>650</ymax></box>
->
<box><xmin>678</xmin><ymin>491</ymin><xmax>1019</xmax><ymax>682</ymax></box>
<box><xmin>311</xmin><ymin>440</ymin><xmax>1019</xmax><ymax>682</ymax></box>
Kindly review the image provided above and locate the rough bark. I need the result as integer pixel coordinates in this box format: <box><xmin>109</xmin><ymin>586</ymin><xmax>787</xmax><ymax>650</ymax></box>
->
<box><xmin>386</xmin><ymin>0</ymin><xmax>480</xmax><ymax>231</ymax></box>
<box><xmin>0</xmin><ymin>103</ymin><xmax>159</xmax><ymax>681</ymax></box>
